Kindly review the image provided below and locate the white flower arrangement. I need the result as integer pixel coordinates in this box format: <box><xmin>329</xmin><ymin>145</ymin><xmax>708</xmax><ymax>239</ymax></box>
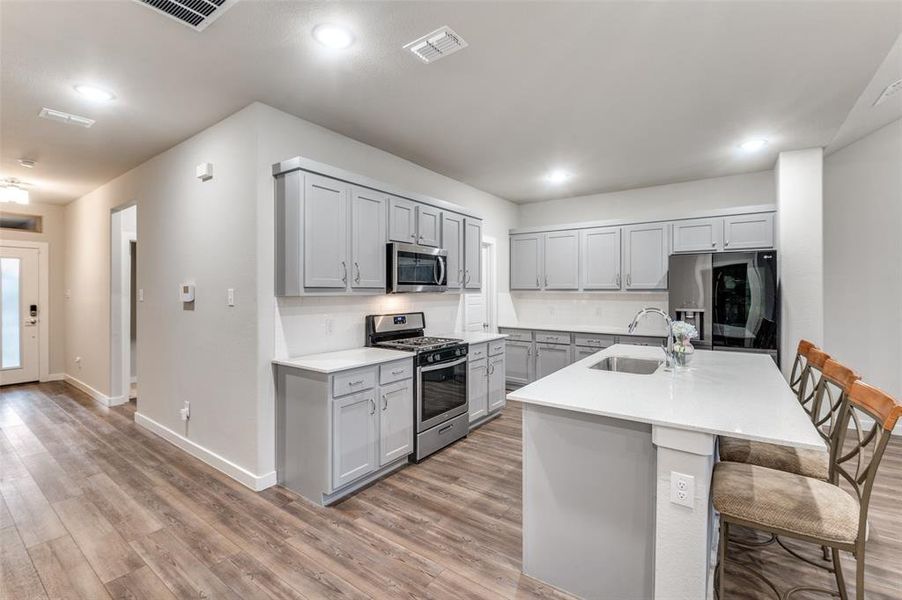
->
<box><xmin>671</xmin><ymin>321</ymin><xmax>698</xmax><ymax>354</ymax></box>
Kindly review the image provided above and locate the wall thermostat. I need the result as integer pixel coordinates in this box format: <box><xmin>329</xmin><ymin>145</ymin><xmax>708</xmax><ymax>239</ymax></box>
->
<box><xmin>180</xmin><ymin>283</ymin><xmax>195</xmax><ymax>302</ymax></box>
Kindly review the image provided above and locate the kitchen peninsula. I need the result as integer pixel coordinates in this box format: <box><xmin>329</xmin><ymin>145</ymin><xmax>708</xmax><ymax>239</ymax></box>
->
<box><xmin>508</xmin><ymin>344</ymin><xmax>825</xmax><ymax>600</ymax></box>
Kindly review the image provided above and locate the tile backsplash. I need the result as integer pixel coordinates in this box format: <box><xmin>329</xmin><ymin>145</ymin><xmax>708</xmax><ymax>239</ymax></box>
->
<box><xmin>505</xmin><ymin>292</ymin><xmax>669</xmax><ymax>334</ymax></box>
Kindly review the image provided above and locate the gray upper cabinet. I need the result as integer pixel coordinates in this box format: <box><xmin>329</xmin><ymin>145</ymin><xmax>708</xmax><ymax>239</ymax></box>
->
<box><xmin>350</xmin><ymin>187</ymin><xmax>387</xmax><ymax>289</ymax></box>
<box><xmin>510</xmin><ymin>234</ymin><xmax>543</xmax><ymax>290</ymax></box>
<box><xmin>543</xmin><ymin>230</ymin><xmax>579</xmax><ymax>290</ymax></box>
<box><xmin>304</xmin><ymin>174</ymin><xmax>349</xmax><ymax>288</ymax></box>
<box><xmin>623</xmin><ymin>223</ymin><xmax>668</xmax><ymax>290</ymax></box>
<box><xmin>672</xmin><ymin>217</ymin><xmax>723</xmax><ymax>253</ymax></box>
<box><xmin>442</xmin><ymin>213</ymin><xmax>464</xmax><ymax>289</ymax></box>
<box><xmin>581</xmin><ymin>227</ymin><xmax>621</xmax><ymax>290</ymax></box>
<box><xmin>388</xmin><ymin>197</ymin><xmax>417</xmax><ymax>243</ymax></box>
<box><xmin>416</xmin><ymin>205</ymin><xmax>442</xmax><ymax>247</ymax></box>
<box><xmin>724</xmin><ymin>213</ymin><xmax>774</xmax><ymax>250</ymax></box>
<box><xmin>464</xmin><ymin>218</ymin><xmax>482</xmax><ymax>289</ymax></box>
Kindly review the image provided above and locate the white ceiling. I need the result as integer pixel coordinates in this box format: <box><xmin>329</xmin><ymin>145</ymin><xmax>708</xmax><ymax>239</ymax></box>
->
<box><xmin>2</xmin><ymin>1</ymin><xmax>901</xmax><ymax>205</ymax></box>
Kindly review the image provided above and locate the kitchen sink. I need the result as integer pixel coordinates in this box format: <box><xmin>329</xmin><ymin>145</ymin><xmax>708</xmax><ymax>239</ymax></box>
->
<box><xmin>590</xmin><ymin>356</ymin><xmax>663</xmax><ymax>375</ymax></box>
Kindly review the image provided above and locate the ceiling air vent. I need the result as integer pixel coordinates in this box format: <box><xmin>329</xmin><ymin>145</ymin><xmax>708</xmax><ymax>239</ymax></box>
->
<box><xmin>403</xmin><ymin>26</ymin><xmax>468</xmax><ymax>64</ymax></box>
<box><xmin>873</xmin><ymin>78</ymin><xmax>902</xmax><ymax>107</ymax></box>
<box><xmin>133</xmin><ymin>0</ymin><xmax>239</xmax><ymax>31</ymax></box>
<box><xmin>38</xmin><ymin>108</ymin><xmax>95</xmax><ymax>128</ymax></box>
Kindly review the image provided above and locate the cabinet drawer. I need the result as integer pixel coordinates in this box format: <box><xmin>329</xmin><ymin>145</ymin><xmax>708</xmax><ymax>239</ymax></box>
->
<box><xmin>535</xmin><ymin>331</ymin><xmax>570</xmax><ymax>344</ymax></box>
<box><xmin>332</xmin><ymin>368</ymin><xmax>377</xmax><ymax>398</ymax></box>
<box><xmin>488</xmin><ymin>340</ymin><xmax>506</xmax><ymax>356</ymax></box>
<box><xmin>499</xmin><ymin>328</ymin><xmax>532</xmax><ymax>342</ymax></box>
<box><xmin>574</xmin><ymin>334</ymin><xmax>616</xmax><ymax>348</ymax></box>
<box><xmin>380</xmin><ymin>360</ymin><xmax>412</xmax><ymax>385</ymax></box>
<box><xmin>469</xmin><ymin>343</ymin><xmax>488</xmax><ymax>361</ymax></box>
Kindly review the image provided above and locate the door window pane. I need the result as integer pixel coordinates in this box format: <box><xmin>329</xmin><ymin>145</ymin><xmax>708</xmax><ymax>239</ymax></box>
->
<box><xmin>1</xmin><ymin>257</ymin><xmax>21</xmax><ymax>369</ymax></box>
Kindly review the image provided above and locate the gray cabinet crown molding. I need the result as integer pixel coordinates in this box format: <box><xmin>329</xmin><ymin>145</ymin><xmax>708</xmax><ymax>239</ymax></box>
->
<box><xmin>273</xmin><ymin>155</ymin><xmax>481</xmax><ymax>219</ymax></box>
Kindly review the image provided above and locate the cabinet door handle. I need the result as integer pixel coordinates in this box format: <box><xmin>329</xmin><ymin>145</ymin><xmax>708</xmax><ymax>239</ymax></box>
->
<box><xmin>369</xmin><ymin>398</ymin><xmax>376</xmax><ymax>415</ymax></box>
<box><xmin>711</xmin><ymin>241</ymin><xmax>716</xmax><ymax>247</ymax></box>
<box><xmin>349</xmin><ymin>379</ymin><xmax>365</xmax><ymax>386</ymax></box>
<box><xmin>724</xmin><ymin>240</ymin><xmax>730</xmax><ymax>247</ymax></box>
<box><xmin>627</xmin><ymin>273</ymin><xmax>632</xmax><ymax>287</ymax></box>
<box><xmin>410</xmin><ymin>233</ymin><xmax>416</xmax><ymax>240</ymax></box>
<box><xmin>536</xmin><ymin>275</ymin><xmax>540</xmax><ymax>288</ymax></box>
<box><xmin>382</xmin><ymin>394</ymin><xmax>388</xmax><ymax>411</ymax></box>
<box><xmin>354</xmin><ymin>262</ymin><xmax>360</xmax><ymax>283</ymax></box>
<box><xmin>465</xmin><ymin>269</ymin><xmax>471</xmax><ymax>285</ymax></box>
<box><xmin>340</xmin><ymin>261</ymin><xmax>348</xmax><ymax>284</ymax></box>
<box><xmin>391</xmin><ymin>369</ymin><xmax>404</xmax><ymax>375</ymax></box>
<box><xmin>458</xmin><ymin>268</ymin><xmax>463</xmax><ymax>285</ymax></box>
<box><xmin>544</xmin><ymin>275</ymin><xmax>548</xmax><ymax>287</ymax></box>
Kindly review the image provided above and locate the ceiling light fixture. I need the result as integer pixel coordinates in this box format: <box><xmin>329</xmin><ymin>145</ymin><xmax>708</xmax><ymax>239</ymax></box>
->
<box><xmin>312</xmin><ymin>24</ymin><xmax>354</xmax><ymax>49</ymax></box>
<box><xmin>739</xmin><ymin>138</ymin><xmax>768</xmax><ymax>152</ymax></box>
<box><xmin>17</xmin><ymin>159</ymin><xmax>36</xmax><ymax>169</ymax></box>
<box><xmin>74</xmin><ymin>84</ymin><xmax>116</xmax><ymax>102</ymax></box>
<box><xmin>545</xmin><ymin>169</ymin><xmax>571</xmax><ymax>184</ymax></box>
<box><xmin>0</xmin><ymin>179</ymin><xmax>30</xmax><ymax>205</ymax></box>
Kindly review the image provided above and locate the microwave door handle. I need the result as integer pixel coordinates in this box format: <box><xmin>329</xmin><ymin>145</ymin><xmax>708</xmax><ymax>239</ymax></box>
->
<box><xmin>420</xmin><ymin>356</ymin><xmax>468</xmax><ymax>372</ymax></box>
<box><xmin>436</xmin><ymin>256</ymin><xmax>446</xmax><ymax>285</ymax></box>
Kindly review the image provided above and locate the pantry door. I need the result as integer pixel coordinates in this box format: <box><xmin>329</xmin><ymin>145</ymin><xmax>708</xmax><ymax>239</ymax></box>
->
<box><xmin>1</xmin><ymin>246</ymin><xmax>40</xmax><ymax>385</ymax></box>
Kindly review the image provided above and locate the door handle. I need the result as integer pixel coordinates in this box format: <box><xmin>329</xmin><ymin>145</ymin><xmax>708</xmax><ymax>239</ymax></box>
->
<box><xmin>616</xmin><ymin>273</ymin><xmax>621</xmax><ymax>287</ymax></box>
<box><xmin>354</xmin><ymin>262</ymin><xmax>360</xmax><ymax>283</ymax></box>
<box><xmin>340</xmin><ymin>261</ymin><xmax>348</xmax><ymax>284</ymax></box>
<box><xmin>465</xmin><ymin>269</ymin><xmax>470</xmax><ymax>285</ymax></box>
<box><xmin>382</xmin><ymin>394</ymin><xmax>388</xmax><ymax>411</ymax></box>
<box><xmin>544</xmin><ymin>275</ymin><xmax>548</xmax><ymax>287</ymax></box>
<box><xmin>627</xmin><ymin>273</ymin><xmax>632</xmax><ymax>287</ymax></box>
<box><xmin>536</xmin><ymin>275</ymin><xmax>540</xmax><ymax>288</ymax></box>
<box><xmin>458</xmin><ymin>268</ymin><xmax>463</xmax><ymax>285</ymax></box>
<box><xmin>370</xmin><ymin>398</ymin><xmax>376</xmax><ymax>415</ymax></box>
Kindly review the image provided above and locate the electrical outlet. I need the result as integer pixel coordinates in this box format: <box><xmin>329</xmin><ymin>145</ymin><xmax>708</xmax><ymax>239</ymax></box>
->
<box><xmin>227</xmin><ymin>288</ymin><xmax>235</xmax><ymax>306</ymax></box>
<box><xmin>179</xmin><ymin>401</ymin><xmax>190</xmax><ymax>421</ymax></box>
<box><xmin>670</xmin><ymin>471</ymin><xmax>695</xmax><ymax>508</ymax></box>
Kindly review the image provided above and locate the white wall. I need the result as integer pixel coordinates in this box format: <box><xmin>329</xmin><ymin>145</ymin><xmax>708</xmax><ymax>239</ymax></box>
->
<box><xmin>64</xmin><ymin>106</ymin><xmax>262</xmax><ymax>480</ymax></box>
<box><xmin>824</xmin><ymin>119</ymin><xmax>902</xmax><ymax>400</ymax></box>
<box><xmin>518</xmin><ymin>171</ymin><xmax>775</xmax><ymax>228</ymax></box>
<box><xmin>1</xmin><ymin>201</ymin><xmax>66</xmax><ymax>375</ymax></box>
<box><xmin>251</xmin><ymin>102</ymin><xmax>519</xmax><ymax>476</ymax></box>
<box><xmin>776</xmin><ymin>148</ymin><xmax>824</xmax><ymax>375</ymax></box>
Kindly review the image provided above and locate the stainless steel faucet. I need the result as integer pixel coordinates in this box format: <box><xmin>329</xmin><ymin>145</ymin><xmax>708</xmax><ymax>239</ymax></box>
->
<box><xmin>628</xmin><ymin>307</ymin><xmax>674</xmax><ymax>369</ymax></box>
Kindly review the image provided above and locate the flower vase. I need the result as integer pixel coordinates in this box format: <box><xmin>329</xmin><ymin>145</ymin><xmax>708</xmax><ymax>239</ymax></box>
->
<box><xmin>673</xmin><ymin>337</ymin><xmax>694</xmax><ymax>368</ymax></box>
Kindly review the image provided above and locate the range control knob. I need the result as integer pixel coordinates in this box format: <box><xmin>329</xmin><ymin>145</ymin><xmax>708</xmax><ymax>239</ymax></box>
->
<box><xmin>427</xmin><ymin>354</ymin><xmax>435</xmax><ymax>363</ymax></box>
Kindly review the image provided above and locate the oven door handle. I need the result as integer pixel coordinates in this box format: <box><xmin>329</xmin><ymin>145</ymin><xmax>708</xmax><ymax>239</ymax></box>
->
<box><xmin>419</xmin><ymin>356</ymin><xmax>468</xmax><ymax>372</ymax></box>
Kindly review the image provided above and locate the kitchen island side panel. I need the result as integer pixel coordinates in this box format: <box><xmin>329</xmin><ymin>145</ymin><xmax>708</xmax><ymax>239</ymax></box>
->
<box><xmin>523</xmin><ymin>403</ymin><xmax>656</xmax><ymax>599</ymax></box>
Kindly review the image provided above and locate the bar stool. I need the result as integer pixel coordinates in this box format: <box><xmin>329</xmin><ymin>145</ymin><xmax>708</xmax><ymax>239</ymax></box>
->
<box><xmin>719</xmin><ymin>347</ymin><xmax>836</xmax><ymax>480</ymax></box>
<box><xmin>714</xmin><ymin>378</ymin><xmax>902</xmax><ymax>599</ymax></box>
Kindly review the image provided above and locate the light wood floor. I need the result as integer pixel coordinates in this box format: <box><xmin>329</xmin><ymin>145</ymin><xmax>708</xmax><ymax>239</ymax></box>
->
<box><xmin>1</xmin><ymin>382</ymin><xmax>899</xmax><ymax>599</ymax></box>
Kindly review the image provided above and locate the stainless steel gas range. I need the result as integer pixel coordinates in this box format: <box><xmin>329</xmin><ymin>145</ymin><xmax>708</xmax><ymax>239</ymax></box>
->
<box><xmin>365</xmin><ymin>312</ymin><xmax>468</xmax><ymax>462</ymax></box>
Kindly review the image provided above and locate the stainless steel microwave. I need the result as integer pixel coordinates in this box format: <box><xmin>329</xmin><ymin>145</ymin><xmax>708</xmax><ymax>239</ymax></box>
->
<box><xmin>387</xmin><ymin>243</ymin><xmax>448</xmax><ymax>293</ymax></box>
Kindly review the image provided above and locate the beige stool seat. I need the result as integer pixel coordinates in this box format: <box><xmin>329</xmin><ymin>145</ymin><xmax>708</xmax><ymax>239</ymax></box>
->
<box><xmin>718</xmin><ymin>436</ymin><xmax>829</xmax><ymax>480</ymax></box>
<box><xmin>713</xmin><ymin>461</ymin><xmax>859</xmax><ymax>545</ymax></box>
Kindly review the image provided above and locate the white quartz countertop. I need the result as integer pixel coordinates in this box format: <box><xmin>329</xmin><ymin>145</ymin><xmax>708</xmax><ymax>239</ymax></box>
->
<box><xmin>431</xmin><ymin>331</ymin><xmax>508</xmax><ymax>344</ymax></box>
<box><xmin>498</xmin><ymin>322</ymin><xmax>669</xmax><ymax>337</ymax></box>
<box><xmin>272</xmin><ymin>348</ymin><xmax>414</xmax><ymax>374</ymax></box>
<box><xmin>508</xmin><ymin>344</ymin><xmax>825</xmax><ymax>450</ymax></box>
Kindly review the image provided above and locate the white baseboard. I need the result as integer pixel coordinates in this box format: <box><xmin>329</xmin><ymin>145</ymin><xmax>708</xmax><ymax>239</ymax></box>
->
<box><xmin>43</xmin><ymin>372</ymin><xmax>66</xmax><ymax>382</ymax></box>
<box><xmin>134</xmin><ymin>411</ymin><xmax>276</xmax><ymax>491</ymax></box>
<box><xmin>64</xmin><ymin>374</ymin><xmax>114</xmax><ymax>407</ymax></box>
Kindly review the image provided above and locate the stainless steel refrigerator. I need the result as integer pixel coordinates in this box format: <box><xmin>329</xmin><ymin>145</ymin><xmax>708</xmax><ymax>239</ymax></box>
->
<box><xmin>668</xmin><ymin>251</ymin><xmax>779</xmax><ymax>363</ymax></box>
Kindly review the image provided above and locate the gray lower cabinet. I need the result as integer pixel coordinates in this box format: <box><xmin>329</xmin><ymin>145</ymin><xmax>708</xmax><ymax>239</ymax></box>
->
<box><xmin>535</xmin><ymin>343</ymin><xmax>571</xmax><ymax>379</ymax></box>
<box><xmin>468</xmin><ymin>357</ymin><xmax>488</xmax><ymax>422</ymax></box>
<box><xmin>276</xmin><ymin>359</ymin><xmax>414</xmax><ymax>506</ymax></box>
<box><xmin>487</xmin><ymin>353</ymin><xmax>506</xmax><ymax>412</ymax></box>
<box><xmin>504</xmin><ymin>339</ymin><xmax>533</xmax><ymax>385</ymax></box>
<box><xmin>379</xmin><ymin>379</ymin><xmax>414</xmax><ymax>465</ymax></box>
<box><xmin>332</xmin><ymin>389</ymin><xmax>378</xmax><ymax>489</ymax></box>
<box><xmin>574</xmin><ymin>346</ymin><xmax>599</xmax><ymax>361</ymax></box>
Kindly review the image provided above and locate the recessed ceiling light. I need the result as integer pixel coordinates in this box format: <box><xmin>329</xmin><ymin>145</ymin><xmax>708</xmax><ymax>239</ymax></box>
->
<box><xmin>74</xmin><ymin>84</ymin><xmax>115</xmax><ymax>102</ymax></box>
<box><xmin>545</xmin><ymin>169</ymin><xmax>571</xmax><ymax>184</ymax></box>
<box><xmin>312</xmin><ymin>24</ymin><xmax>354</xmax><ymax>49</ymax></box>
<box><xmin>739</xmin><ymin>138</ymin><xmax>768</xmax><ymax>152</ymax></box>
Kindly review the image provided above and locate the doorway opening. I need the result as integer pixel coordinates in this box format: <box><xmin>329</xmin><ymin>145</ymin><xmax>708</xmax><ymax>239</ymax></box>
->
<box><xmin>1</xmin><ymin>241</ymin><xmax>48</xmax><ymax>385</ymax></box>
<box><xmin>464</xmin><ymin>237</ymin><xmax>498</xmax><ymax>332</ymax></box>
<box><xmin>110</xmin><ymin>204</ymin><xmax>137</xmax><ymax>405</ymax></box>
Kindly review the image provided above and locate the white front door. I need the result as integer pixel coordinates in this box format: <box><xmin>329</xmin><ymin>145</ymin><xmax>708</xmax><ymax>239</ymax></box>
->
<box><xmin>1</xmin><ymin>247</ymin><xmax>40</xmax><ymax>385</ymax></box>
